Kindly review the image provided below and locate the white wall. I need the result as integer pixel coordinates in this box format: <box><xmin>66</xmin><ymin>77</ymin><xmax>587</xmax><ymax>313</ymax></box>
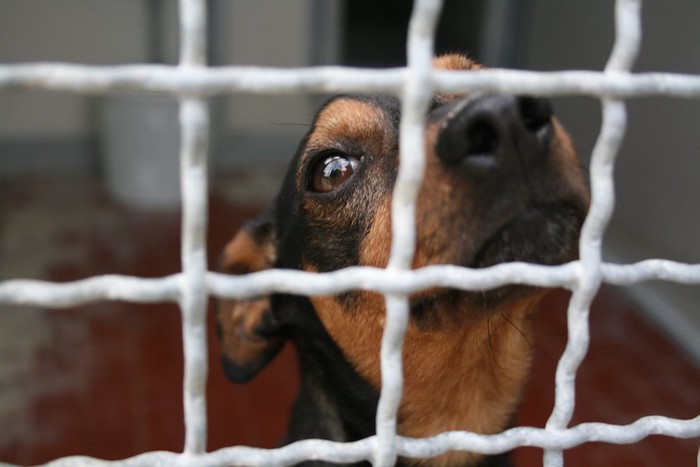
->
<box><xmin>0</xmin><ymin>0</ymin><xmax>149</xmax><ymax>140</ymax></box>
<box><xmin>211</xmin><ymin>0</ymin><xmax>343</xmax><ymax>169</ymax></box>
<box><xmin>0</xmin><ymin>0</ymin><xmax>343</xmax><ymax>173</ymax></box>
<box><xmin>524</xmin><ymin>0</ymin><xmax>700</xmax><ymax>357</ymax></box>
<box><xmin>212</xmin><ymin>0</ymin><xmax>315</xmax><ymax>169</ymax></box>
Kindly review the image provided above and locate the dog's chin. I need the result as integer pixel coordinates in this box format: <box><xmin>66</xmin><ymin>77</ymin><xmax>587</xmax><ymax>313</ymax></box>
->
<box><xmin>464</xmin><ymin>202</ymin><xmax>585</xmax><ymax>307</ymax></box>
<box><xmin>410</xmin><ymin>202</ymin><xmax>584</xmax><ymax>320</ymax></box>
<box><xmin>471</xmin><ymin>202</ymin><xmax>584</xmax><ymax>269</ymax></box>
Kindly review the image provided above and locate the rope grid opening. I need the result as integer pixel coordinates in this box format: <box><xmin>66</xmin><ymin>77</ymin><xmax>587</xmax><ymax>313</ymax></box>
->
<box><xmin>0</xmin><ymin>0</ymin><xmax>699</xmax><ymax>465</ymax></box>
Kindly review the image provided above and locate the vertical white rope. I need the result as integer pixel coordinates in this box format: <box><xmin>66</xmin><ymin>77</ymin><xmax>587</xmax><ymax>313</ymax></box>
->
<box><xmin>179</xmin><ymin>0</ymin><xmax>208</xmax><ymax>67</ymax></box>
<box><xmin>178</xmin><ymin>0</ymin><xmax>210</xmax><ymax>455</ymax></box>
<box><xmin>543</xmin><ymin>1</ymin><xmax>642</xmax><ymax>466</ymax></box>
<box><xmin>387</xmin><ymin>0</ymin><xmax>441</xmax><ymax>271</ymax></box>
<box><xmin>374</xmin><ymin>0</ymin><xmax>443</xmax><ymax>465</ymax></box>
<box><xmin>180</xmin><ymin>97</ymin><xmax>210</xmax><ymax>455</ymax></box>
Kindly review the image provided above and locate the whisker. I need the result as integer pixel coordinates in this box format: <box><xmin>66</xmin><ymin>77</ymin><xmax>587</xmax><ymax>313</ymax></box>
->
<box><xmin>502</xmin><ymin>313</ymin><xmax>533</xmax><ymax>351</ymax></box>
<box><xmin>486</xmin><ymin>316</ymin><xmax>503</xmax><ymax>369</ymax></box>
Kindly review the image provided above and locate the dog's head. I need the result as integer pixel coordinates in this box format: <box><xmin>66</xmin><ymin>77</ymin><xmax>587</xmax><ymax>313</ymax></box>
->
<box><xmin>215</xmin><ymin>54</ymin><xmax>589</xmax><ymax>439</ymax></box>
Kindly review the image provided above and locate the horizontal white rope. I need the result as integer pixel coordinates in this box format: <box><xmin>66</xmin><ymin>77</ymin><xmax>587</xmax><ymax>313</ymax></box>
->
<box><xmin>1</xmin><ymin>415</ymin><xmax>695</xmax><ymax>467</ymax></box>
<box><xmin>1</xmin><ymin>260</ymin><xmax>699</xmax><ymax>309</ymax></box>
<box><xmin>0</xmin><ymin>275</ymin><xmax>181</xmax><ymax>307</ymax></box>
<box><xmin>1</xmin><ymin>64</ymin><xmax>700</xmax><ymax>99</ymax></box>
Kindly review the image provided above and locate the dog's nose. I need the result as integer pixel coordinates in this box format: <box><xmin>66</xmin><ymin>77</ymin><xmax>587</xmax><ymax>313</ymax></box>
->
<box><xmin>435</xmin><ymin>95</ymin><xmax>553</xmax><ymax>172</ymax></box>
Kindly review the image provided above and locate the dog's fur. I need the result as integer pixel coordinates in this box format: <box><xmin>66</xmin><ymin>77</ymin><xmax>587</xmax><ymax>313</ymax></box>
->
<box><xmin>215</xmin><ymin>55</ymin><xmax>590</xmax><ymax>466</ymax></box>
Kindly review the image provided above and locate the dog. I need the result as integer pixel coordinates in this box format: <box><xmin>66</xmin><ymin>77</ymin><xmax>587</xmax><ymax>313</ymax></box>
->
<box><xmin>215</xmin><ymin>54</ymin><xmax>590</xmax><ymax>467</ymax></box>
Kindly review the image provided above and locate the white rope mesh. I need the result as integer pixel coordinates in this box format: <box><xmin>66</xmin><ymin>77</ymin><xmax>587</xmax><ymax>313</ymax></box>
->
<box><xmin>0</xmin><ymin>0</ymin><xmax>699</xmax><ymax>466</ymax></box>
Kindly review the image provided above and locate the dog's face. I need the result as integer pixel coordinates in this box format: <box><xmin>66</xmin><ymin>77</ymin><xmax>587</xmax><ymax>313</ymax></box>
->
<box><xmin>274</xmin><ymin>55</ymin><xmax>587</xmax><ymax>283</ymax></box>
<box><xmin>216</xmin><ymin>54</ymin><xmax>589</xmax><ymax>452</ymax></box>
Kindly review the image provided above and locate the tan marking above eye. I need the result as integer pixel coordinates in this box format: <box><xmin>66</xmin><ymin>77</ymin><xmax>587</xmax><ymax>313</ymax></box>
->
<box><xmin>311</xmin><ymin>99</ymin><xmax>385</xmax><ymax>145</ymax></box>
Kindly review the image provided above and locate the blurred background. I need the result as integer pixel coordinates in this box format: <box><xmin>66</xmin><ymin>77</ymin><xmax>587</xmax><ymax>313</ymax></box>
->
<box><xmin>0</xmin><ymin>1</ymin><xmax>698</xmax><ymax>466</ymax></box>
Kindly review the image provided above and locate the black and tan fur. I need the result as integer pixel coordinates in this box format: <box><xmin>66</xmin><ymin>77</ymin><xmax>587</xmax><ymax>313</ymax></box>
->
<box><xmin>215</xmin><ymin>55</ymin><xmax>590</xmax><ymax>466</ymax></box>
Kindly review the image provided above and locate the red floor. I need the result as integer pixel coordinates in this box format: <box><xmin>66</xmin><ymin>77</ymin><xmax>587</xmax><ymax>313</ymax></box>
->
<box><xmin>0</xmin><ymin>177</ymin><xmax>698</xmax><ymax>466</ymax></box>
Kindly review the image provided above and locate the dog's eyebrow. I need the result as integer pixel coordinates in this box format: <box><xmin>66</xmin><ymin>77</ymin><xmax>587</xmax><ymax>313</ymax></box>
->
<box><xmin>301</xmin><ymin>98</ymin><xmax>389</xmax><ymax>152</ymax></box>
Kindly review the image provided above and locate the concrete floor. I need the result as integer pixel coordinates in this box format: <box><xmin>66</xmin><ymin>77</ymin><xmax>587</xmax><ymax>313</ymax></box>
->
<box><xmin>0</xmin><ymin>175</ymin><xmax>698</xmax><ymax>466</ymax></box>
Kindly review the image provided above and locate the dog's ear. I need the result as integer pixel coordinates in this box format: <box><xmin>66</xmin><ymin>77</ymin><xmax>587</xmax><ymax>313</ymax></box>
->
<box><xmin>215</xmin><ymin>205</ymin><xmax>285</xmax><ymax>383</ymax></box>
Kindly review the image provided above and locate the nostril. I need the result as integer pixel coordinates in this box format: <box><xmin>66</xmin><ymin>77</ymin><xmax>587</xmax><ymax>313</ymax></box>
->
<box><xmin>518</xmin><ymin>96</ymin><xmax>553</xmax><ymax>134</ymax></box>
<box><xmin>436</xmin><ymin>94</ymin><xmax>552</xmax><ymax>168</ymax></box>
<box><xmin>466</xmin><ymin>119</ymin><xmax>499</xmax><ymax>156</ymax></box>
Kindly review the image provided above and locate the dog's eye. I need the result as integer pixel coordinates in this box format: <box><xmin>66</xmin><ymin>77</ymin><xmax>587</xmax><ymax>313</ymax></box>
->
<box><xmin>309</xmin><ymin>154</ymin><xmax>359</xmax><ymax>193</ymax></box>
